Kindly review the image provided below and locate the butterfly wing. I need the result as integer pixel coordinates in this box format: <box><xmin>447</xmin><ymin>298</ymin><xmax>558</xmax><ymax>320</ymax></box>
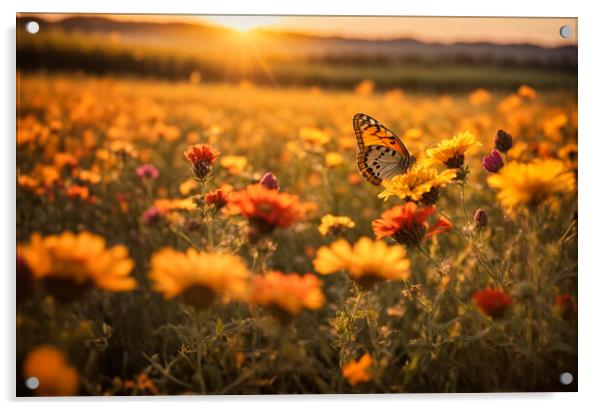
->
<box><xmin>357</xmin><ymin>145</ymin><xmax>409</xmax><ymax>186</ymax></box>
<box><xmin>353</xmin><ymin>113</ymin><xmax>414</xmax><ymax>186</ymax></box>
<box><xmin>353</xmin><ymin>113</ymin><xmax>410</xmax><ymax>157</ymax></box>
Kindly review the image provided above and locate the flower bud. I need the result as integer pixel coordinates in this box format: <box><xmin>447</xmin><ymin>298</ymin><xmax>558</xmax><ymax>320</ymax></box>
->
<box><xmin>482</xmin><ymin>149</ymin><xmax>504</xmax><ymax>173</ymax></box>
<box><xmin>474</xmin><ymin>208</ymin><xmax>488</xmax><ymax>231</ymax></box>
<box><xmin>259</xmin><ymin>171</ymin><xmax>279</xmax><ymax>191</ymax></box>
<box><xmin>495</xmin><ymin>129</ymin><xmax>513</xmax><ymax>153</ymax></box>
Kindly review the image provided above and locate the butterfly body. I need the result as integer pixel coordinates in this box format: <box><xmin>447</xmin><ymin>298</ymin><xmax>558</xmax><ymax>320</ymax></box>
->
<box><xmin>353</xmin><ymin>113</ymin><xmax>416</xmax><ymax>186</ymax></box>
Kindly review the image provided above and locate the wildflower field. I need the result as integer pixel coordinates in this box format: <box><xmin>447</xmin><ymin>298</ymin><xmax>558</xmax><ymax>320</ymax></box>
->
<box><xmin>16</xmin><ymin>71</ymin><xmax>577</xmax><ymax>394</ymax></box>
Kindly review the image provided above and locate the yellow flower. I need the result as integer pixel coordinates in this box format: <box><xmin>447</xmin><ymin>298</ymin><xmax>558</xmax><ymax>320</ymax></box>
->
<box><xmin>23</xmin><ymin>346</ymin><xmax>79</xmax><ymax>396</ymax></box>
<box><xmin>179</xmin><ymin>177</ymin><xmax>198</xmax><ymax>196</ymax></box>
<box><xmin>354</xmin><ymin>79</ymin><xmax>375</xmax><ymax>96</ymax></box>
<box><xmin>403</xmin><ymin>127</ymin><xmax>423</xmax><ymax>141</ymax></box>
<box><xmin>487</xmin><ymin>159</ymin><xmax>575</xmax><ymax>213</ymax></box>
<box><xmin>325</xmin><ymin>152</ymin><xmax>344</xmax><ymax>167</ymax></box>
<box><xmin>318</xmin><ymin>214</ymin><xmax>356</xmax><ymax>236</ymax></box>
<box><xmin>426</xmin><ymin>131</ymin><xmax>481</xmax><ymax>168</ymax></box>
<box><xmin>497</xmin><ymin>94</ymin><xmax>522</xmax><ymax>113</ymax></box>
<box><xmin>378</xmin><ymin>164</ymin><xmax>457</xmax><ymax>206</ymax></box>
<box><xmin>469</xmin><ymin>88</ymin><xmax>492</xmax><ymax>106</ymax></box>
<box><xmin>517</xmin><ymin>84</ymin><xmax>537</xmax><ymax>100</ymax></box>
<box><xmin>299</xmin><ymin>126</ymin><xmax>330</xmax><ymax>148</ymax></box>
<box><xmin>153</xmin><ymin>197</ymin><xmax>196</xmax><ymax>213</ymax></box>
<box><xmin>18</xmin><ymin>232</ymin><xmax>135</xmax><ymax>302</ymax></box>
<box><xmin>149</xmin><ymin>248</ymin><xmax>249</xmax><ymax>309</ymax></box>
<box><xmin>73</xmin><ymin>168</ymin><xmax>102</xmax><ymax>184</ymax></box>
<box><xmin>220</xmin><ymin>155</ymin><xmax>248</xmax><ymax>175</ymax></box>
<box><xmin>342</xmin><ymin>353</ymin><xmax>373</xmax><ymax>386</ymax></box>
<box><xmin>109</xmin><ymin>140</ymin><xmax>138</xmax><ymax>158</ymax></box>
<box><xmin>249</xmin><ymin>271</ymin><xmax>324</xmax><ymax>321</ymax></box>
<box><xmin>542</xmin><ymin>113</ymin><xmax>568</xmax><ymax>141</ymax></box>
<box><xmin>558</xmin><ymin>143</ymin><xmax>578</xmax><ymax>169</ymax></box>
<box><xmin>313</xmin><ymin>237</ymin><xmax>410</xmax><ymax>289</ymax></box>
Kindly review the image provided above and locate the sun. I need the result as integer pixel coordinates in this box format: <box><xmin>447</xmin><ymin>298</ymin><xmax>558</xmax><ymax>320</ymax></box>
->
<box><xmin>204</xmin><ymin>16</ymin><xmax>278</xmax><ymax>33</ymax></box>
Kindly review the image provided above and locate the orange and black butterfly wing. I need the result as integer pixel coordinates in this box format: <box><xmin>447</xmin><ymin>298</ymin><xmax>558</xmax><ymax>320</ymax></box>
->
<box><xmin>353</xmin><ymin>113</ymin><xmax>414</xmax><ymax>186</ymax></box>
<box><xmin>357</xmin><ymin>145</ymin><xmax>410</xmax><ymax>186</ymax></box>
<box><xmin>353</xmin><ymin>113</ymin><xmax>410</xmax><ymax>157</ymax></box>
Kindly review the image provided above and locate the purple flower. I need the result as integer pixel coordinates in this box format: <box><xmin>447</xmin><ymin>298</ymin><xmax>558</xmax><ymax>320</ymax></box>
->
<box><xmin>474</xmin><ymin>208</ymin><xmax>488</xmax><ymax>231</ymax></box>
<box><xmin>136</xmin><ymin>164</ymin><xmax>159</xmax><ymax>180</ymax></box>
<box><xmin>495</xmin><ymin>129</ymin><xmax>513</xmax><ymax>153</ymax></box>
<box><xmin>142</xmin><ymin>206</ymin><xmax>163</xmax><ymax>225</ymax></box>
<box><xmin>259</xmin><ymin>171</ymin><xmax>279</xmax><ymax>191</ymax></box>
<box><xmin>482</xmin><ymin>150</ymin><xmax>504</xmax><ymax>173</ymax></box>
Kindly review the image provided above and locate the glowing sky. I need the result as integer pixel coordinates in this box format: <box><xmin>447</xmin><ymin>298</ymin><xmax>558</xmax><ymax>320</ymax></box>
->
<box><xmin>29</xmin><ymin>14</ymin><xmax>577</xmax><ymax>46</ymax></box>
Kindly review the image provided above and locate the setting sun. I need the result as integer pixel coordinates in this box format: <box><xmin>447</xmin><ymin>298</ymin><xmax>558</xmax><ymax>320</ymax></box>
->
<box><xmin>203</xmin><ymin>16</ymin><xmax>279</xmax><ymax>32</ymax></box>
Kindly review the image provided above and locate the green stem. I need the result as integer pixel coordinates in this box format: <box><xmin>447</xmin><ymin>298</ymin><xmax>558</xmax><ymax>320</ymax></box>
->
<box><xmin>194</xmin><ymin>309</ymin><xmax>208</xmax><ymax>394</ymax></box>
<box><xmin>200</xmin><ymin>182</ymin><xmax>214</xmax><ymax>250</ymax></box>
<box><xmin>437</xmin><ymin>208</ymin><xmax>503</xmax><ymax>286</ymax></box>
<box><xmin>459</xmin><ymin>182</ymin><xmax>470</xmax><ymax>225</ymax></box>
<box><xmin>417</xmin><ymin>244</ymin><xmax>445</xmax><ymax>277</ymax></box>
<box><xmin>169</xmin><ymin>226</ymin><xmax>200</xmax><ymax>251</ymax></box>
<box><xmin>340</xmin><ymin>289</ymin><xmax>363</xmax><ymax>367</ymax></box>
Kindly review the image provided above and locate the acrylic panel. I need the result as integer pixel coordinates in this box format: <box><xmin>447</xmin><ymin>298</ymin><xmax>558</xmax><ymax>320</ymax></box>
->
<box><xmin>16</xmin><ymin>13</ymin><xmax>578</xmax><ymax>395</ymax></box>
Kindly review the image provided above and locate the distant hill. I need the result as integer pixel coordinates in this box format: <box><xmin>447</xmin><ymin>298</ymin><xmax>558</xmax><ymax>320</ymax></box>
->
<box><xmin>20</xmin><ymin>15</ymin><xmax>577</xmax><ymax>67</ymax></box>
<box><xmin>16</xmin><ymin>15</ymin><xmax>577</xmax><ymax>91</ymax></box>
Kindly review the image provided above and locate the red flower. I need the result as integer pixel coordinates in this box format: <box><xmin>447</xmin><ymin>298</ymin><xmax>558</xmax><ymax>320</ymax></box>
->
<box><xmin>184</xmin><ymin>144</ymin><xmax>220</xmax><ymax>180</ymax></box>
<box><xmin>372</xmin><ymin>202</ymin><xmax>452</xmax><ymax>247</ymax></box>
<box><xmin>555</xmin><ymin>294</ymin><xmax>577</xmax><ymax>321</ymax></box>
<box><xmin>205</xmin><ymin>187</ymin><xmax>231</xmax><ymax>209</ymax></box>
<box><xmin>473</xmin><ymin>288</ymin><xmax>512</xmax><ymax>319</ymax></box>
<box><xmin>226</xmin><ymin>184</ymin><xmax>308</xmax><ymax>241</ymax></box>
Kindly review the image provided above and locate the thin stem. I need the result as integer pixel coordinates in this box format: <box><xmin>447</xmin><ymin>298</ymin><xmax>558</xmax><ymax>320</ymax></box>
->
<box><xmin>437</xmin><ymin>208</ymin><xmax>503</xmax><ymax>286</ymax></box>
<box><xmin>200</xmin><ymin>182</ymin><xmax>214</xmax><ymax>250</ymax></box>
<box><xmin>417</xmin><ymin>244</ymin><xmax>445</xmax><ymax>277</ymax></box>
<box><xmin>340</xmin><ymin>289</ymin><xmax>363</xmax><ymax>367</ymax></box>
<box><xmin>194</xmin><ymin>309</ymin><xmax>208</xmax><ymax>394</ymax></box>
<box><xmin>169</xmin><ymin>226</ymin><xmax>200</xmax><ymax>251</ymax></box>
<box><xmin>459</xmin><ymin>182</ymin><xmax>469</xmax><ymax>225</ymax></box>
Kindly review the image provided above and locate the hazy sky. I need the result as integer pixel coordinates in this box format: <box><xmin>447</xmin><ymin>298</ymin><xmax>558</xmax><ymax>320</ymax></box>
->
<box><xmin>30</xmin><ymin>14</ymin><xmax>577</xmax><ymax>46</ymax></box>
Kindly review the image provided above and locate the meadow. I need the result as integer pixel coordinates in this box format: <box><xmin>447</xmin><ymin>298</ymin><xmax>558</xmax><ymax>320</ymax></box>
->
<box><xmin>16</xmin><ymin>72</ymin><xmax>577</xmax><ymax>394</ymax></box>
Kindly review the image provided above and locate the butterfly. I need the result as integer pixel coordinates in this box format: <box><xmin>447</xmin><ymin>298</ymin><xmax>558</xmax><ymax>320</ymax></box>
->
<box><xmin>353</xmin><ymin>113</ymin><xmax>416</xmax><ymax>186</ymax></box>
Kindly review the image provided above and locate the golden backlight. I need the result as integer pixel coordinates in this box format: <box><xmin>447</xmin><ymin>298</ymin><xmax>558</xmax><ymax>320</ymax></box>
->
<box><xmin>203</xmin><ymin>16</ymin><xmax>281</xmax><ymax>32</ymax></box>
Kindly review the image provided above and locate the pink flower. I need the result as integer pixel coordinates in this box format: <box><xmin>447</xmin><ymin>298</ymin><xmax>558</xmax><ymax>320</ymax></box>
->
<box><xmin>142</xmin><ymin>207</ymin><xmax>163</xmax><ymax>225</ymax></box>
<box><xmin>136</xmin><ymin>164</ymin><xmax>159</xmax><ymax>180</ymax></box>
<box><xmin>482</xmin><ymin>150</ymin><xmax>504</xmax><ymax>173</ymax></box>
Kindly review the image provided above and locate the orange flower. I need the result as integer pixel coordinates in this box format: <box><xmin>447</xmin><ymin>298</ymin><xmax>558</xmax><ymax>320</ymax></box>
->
<box><xmin>372</xmin><ymin>202</ymin><xmax>452</xmax><ymax>247</ymax></box>
<box><xmin>53</xmin><ymin>152</ymin><xmax>78</xmax><ymax>169</ymax></box>
<box><xmin>354</xmin><ymin>79</ymin><xmax>375</xmax><ymax>96</ymax></box>
<box><xmin>18</xmin><ymin>232</ymin><xmax>136</xmax><ymax>302</ymax></box>
<box><xmin>124</xmin><ymin>373</ymin><xmax>160</xmax><ymax>395</ymax></box>
<box><xmin>469</xmin><ymin>88</ymin><xmax>492</xmax><ymax>106</ymax></box>
<box><xmin>184</xmin><ymin>144</ymin><xmax>220</xmax><ymax>180</ymax></box>
<box><xmin>226</xmin><ymin>184</ymin><xmax>307</xmax><ymax>239</ymax></box>
<box><xmin>23</xmin><ymin>346</ymin><xmax>79</xmax><ymax>396</ymax></box>
<box><xmin>342</xmin><ymin>353</ymin><xmax>373</xmax><ymax>386</ymax></box>
<box><xmin>66</xmin><ymin>184</ymin><xmax>89</xmax><ymax>201</ymax></box>
<box><xmin>206</xmin><ymin>186</ymin><xmax>232</xmax><ymax>209</ymax></box>
<box><xmin>249</xmin><ymin>271</ymin><xmax>324</xmax><ymax>321</ymax></box>
<box><xmin>517</xmin><ymin>84</ymin><xmax>537</xmax><ymax>100</ymax></box>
